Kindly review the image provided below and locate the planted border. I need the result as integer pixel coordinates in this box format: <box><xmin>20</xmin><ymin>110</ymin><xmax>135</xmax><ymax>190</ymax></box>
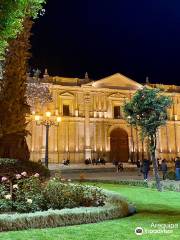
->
<box><xmin>0</xmin><ymin>190</ymin><xmax>135</xmax><ymax>232</ymax></box>
<box><xmin>80</xmin><ymin>179</ymin><xmax>148</xmax><ymax>188</ymax></box>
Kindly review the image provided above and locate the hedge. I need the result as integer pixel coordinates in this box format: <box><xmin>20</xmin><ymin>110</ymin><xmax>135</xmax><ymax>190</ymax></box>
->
<box><xmin>0</xmin><ymin>158</ymin><xmax>50</xmax><ymax>179</ymax></box>
<box><xmin>80</xmin><ymin>179</ymin><xmax>148</xmax><ymax>188</ymax></box>
<box><xmin>0</xmin><ymin>190</ymin><xmax>136</xmax><ymax>232</ymax></box>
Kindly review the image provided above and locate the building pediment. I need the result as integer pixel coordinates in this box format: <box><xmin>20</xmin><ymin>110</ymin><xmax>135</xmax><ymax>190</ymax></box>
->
<box><xmin>91</xmin><ymin>73</ymin><xmax>143</xmax><ymax>90</ymax></box>
<box><xmin>59</xmin><ymin>92</ymin><xmax>74</xmax><ymax>98</ymax></box>
<box><xmin>108</xmin><ymin>93</ymin><xmax>127</xmax><ymax>99</ymax></box>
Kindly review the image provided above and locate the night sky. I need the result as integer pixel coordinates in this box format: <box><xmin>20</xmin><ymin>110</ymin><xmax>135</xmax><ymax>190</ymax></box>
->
<box><xmin>31</xmin><ymin>0</ymin><xmax>180</xmax><ymax>85</ymax></box>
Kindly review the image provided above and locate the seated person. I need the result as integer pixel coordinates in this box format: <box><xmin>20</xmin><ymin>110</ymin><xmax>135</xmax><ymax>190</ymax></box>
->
<box><xmin>63</xmin><ymin>159</ymin><xmax>70</xmax><ymax>165</ymax></box>
<box><xmin>85</xmin><ymin>159</ymin><xmax>90</xmax><ymax>165</ymax></box>
<box><xmin>92</xmin><ymin>158</ymin><xmax>96</xmax><ymax>165</ymax></box>
<box><xmin>100</xmin><ymin>157</ymin><xmax>106</xmax><ymax>165</ymax></box>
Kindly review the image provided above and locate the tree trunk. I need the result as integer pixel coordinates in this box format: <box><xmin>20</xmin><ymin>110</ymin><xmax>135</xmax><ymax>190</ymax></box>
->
<box><xmin>0</xmin><ymin>133</ymin><xmax>30</xmax><ymax>161</ymax></box>
<box><xmin>0</xmin><ymin>19</ymin><xmax>32</xmax><ymax>161</ymax></box>
<box><xmin>150</xmin><ymin>135</ymin><xmax>162</xmax><ymax>191</ymax></box>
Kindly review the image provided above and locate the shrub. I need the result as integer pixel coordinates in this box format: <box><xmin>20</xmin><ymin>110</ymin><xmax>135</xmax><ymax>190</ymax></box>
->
<box><xmin>167</xmin><ymin>171</ymin><xmax>176</xmax><ymax>180</ymax></box>
<box><xmin>0</xmin><ymin>199</ymin><xmax>12</xmax><ymax>213</ymax></box>
<box><xmin>43</xmin><ymin>179</ymin><xmax>106</xmax><ymax>210</ymax></box>
<box><xmin>13</xmin><ymin>176</ymin><xmax>45</xmax><ymax>213</ymax></box>
<box><xmin>0</xmin><ymin>158</ymin><xmax>50</xmax><ymax>179</ymax></box>
<box><xmin>0</xmin><ymin>183</ymin><xmax>13</xmax><ymax>212</ymax></box>
<box><xmin>0</xmin><ymin>173</ymin><xmax>45</xmax><ymax>213</ymax></box>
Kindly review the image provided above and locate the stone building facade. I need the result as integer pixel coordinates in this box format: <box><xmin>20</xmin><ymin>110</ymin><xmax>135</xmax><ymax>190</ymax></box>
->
<box><xmin>27</xmin><ymin>72</ymin><xmax>180</xmax><ymax>163</ymax></box>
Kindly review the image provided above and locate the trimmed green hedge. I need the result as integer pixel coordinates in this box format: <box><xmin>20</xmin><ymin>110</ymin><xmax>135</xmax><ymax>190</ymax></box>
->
<box><xmin>81</xmin><ymin>179</ymin><xmax>148</xmax><ymax>188</ymax></box>
<box><xmin>0</xmin><ymin>158</ymin><xmax>50</xmax><ymax>178</ymax></box>
<box><xmin>148</xmin><ymin>180</ymin><xmax>180</xmax><ymax>192</ymax></box>
<box><xmin>0</xmin><ymin>190</ymin><xmax>135</xmax><ymax>232</ymax></box>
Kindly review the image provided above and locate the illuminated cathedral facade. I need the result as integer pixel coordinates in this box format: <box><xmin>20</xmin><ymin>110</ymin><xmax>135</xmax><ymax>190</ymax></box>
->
<box><xmin>27</xmin><ymin>72</ymin><xmax>180</xmax><ymax>163</ymax></box>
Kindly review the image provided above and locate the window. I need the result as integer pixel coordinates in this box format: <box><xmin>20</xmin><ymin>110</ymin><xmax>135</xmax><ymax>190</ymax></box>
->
<box><xmin>114</xmin><ymin>106</ymin><xmax>121</xmax><ymax>119</ymax></box>
<box><xmin>63</xmin><ymin>105</ymin><xmax>70</xmax><ymax>116</ymax></box>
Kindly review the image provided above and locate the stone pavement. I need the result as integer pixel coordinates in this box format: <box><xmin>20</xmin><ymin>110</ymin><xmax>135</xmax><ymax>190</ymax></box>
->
<box><xmin>49</xmin><ymin>163</ymin><xmax>162</xmax><ymax>181</ymax></box>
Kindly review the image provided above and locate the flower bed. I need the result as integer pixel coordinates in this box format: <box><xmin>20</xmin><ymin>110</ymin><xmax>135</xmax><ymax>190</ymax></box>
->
<box><xmin>0</xmin><ymin>190</ymin><xmax>135</xmax><ymax>232</ymax></box>
<box><xmin>0</xmin><ymin>174</ymin><xmax>107</xmax><ymax>213</ymax></box>
<box><xmin>0</xmin><ymin>174</ymin><xmax>135</xmax><ymax>231</ymax></box>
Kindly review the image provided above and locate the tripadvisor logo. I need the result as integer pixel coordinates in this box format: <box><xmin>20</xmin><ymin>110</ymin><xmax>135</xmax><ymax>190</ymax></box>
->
<box><xmin>135</xmin><ymin>227</ymin><xmax>144</xmax><ymax>235</ymax></box>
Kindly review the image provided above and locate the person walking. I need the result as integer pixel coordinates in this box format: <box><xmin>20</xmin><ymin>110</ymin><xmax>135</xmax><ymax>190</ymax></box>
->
<box><xmin>142</xmin><ymin>159</ymin><xmax>150</xmax><ymax>181</ymax></box>
<box><xmin>161</xmin><ymin>159</ymin><xmax>168</xmax><ymax>180</ymax></box>
<box><xmin>175</xmin><ymin>157</ymin><xmax>180</xmax><ymax>180</ymax></box>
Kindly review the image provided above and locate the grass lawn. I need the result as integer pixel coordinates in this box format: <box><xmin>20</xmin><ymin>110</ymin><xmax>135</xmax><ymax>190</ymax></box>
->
<box><xmin>0</xmin><ymin>183</ymin><xmax>180</xmax><ymax>240</ymax></box>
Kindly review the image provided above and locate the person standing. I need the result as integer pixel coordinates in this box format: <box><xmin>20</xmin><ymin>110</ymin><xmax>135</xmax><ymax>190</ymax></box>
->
<box><xmin>142</xmin><ymin>159</ymin><xmax>150</xmax><ymax>181</ymax></box>
<box><xmin>161</xmin><ymin>159</ymin><xmax>168</xmax><ymax>180</ymax></box>
<box><xmin>117</xmin><ymin>162</ymin><xmax>124</xmax><ymax>172</ymax></box>
<box><xmin>114</xmin><ymin>160</ymin><xmax>119</xmax><ymax>172</ymax></box>
<box><xmin>136</xmin><ymin>160</ymin><xmax>141</xmax><ymax>176</ymax></box>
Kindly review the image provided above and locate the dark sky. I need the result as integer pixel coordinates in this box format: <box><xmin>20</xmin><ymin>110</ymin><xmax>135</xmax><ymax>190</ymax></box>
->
<box><xmin>31</xmin><ymin>0</ymin><xmax>180</xmax><ymax>85</ymax></box>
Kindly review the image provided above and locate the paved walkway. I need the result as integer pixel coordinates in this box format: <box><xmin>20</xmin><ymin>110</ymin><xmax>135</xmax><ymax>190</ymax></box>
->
<box><xmin>49</xmin><ymin>163</ymin><xmax>162</xmax><ymax>181</ymax></box>
<box><xmin>49</xmin><ymin>162</ymin><xmax>136</xmax><ymax>170</ymax></box>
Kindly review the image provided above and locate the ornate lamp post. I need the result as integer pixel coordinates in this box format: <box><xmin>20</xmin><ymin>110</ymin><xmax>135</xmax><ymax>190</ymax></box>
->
<box><xmin>127</xmin><ymin>116</ymin><xmax>135</xmax><ymax>162</ymax></box>
<box><xmin>34</xmin><ymin>111</ymin><xmax>61</xmax><ymax>168</ymax></box>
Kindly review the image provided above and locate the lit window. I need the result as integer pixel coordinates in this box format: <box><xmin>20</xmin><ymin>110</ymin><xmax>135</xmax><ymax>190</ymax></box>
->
<box><xmin>114</xmin><ymin>106</ymin><xmax>121</xmax><ymax>119</ymax></box>
<box><xmin>63</xmin><ymin>105</ymin><xmax>70</xmax><ymax>116</ymax></box>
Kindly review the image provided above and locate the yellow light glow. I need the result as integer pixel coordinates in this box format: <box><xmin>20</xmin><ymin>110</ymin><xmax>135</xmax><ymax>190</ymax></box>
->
<box><xmin>99</xmin><ymin>112</ymin><xmax>103</xmax><ymax>118</ymax></box>
<box><xmin>55</xmin><ymin>109</ymin><xmax>59</xmax><ymax>115</ymax></box>
<box><xmin>46</xmin><ymin>111</ymin><xmax>51</xmax><ymax>117</ymax></box>
<box><xmin>57</xmin><ymin>116</ymin><xmax>62</xmax><ymax>122</ymax></box>
<box><xmin>32</xmin><ymin>111</ymin><xmax>35</xmax><ymax>115</ymax></box>
<box><xmin>35</xmin><ymin>115</ymin><xmax>40</xmax><ymax>121</ymax></box>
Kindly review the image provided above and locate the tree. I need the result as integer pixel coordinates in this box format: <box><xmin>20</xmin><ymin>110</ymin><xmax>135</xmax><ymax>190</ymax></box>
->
<box><xmin>0</xmin><ymin>0</ymin><xmax>46</xmax><ymax>58</ymax></box>
<box><xmin>0</xmin><ymin>1</ymin><xmax>46</xmax><ymax>160</ymax></box>
<box><xmin>26</xmin><ymin>81</ymin><xmax>53</xmax><ymax>109</ymax></box>
<box><xmin>123</xmin><ymin>87</ymin><xmax>172</xmax><ymax>191</ymax></box>
<box><xmin>0</xmin><ymin>18</ymin><xmax>33</xmax><ymax>160</ymax></box>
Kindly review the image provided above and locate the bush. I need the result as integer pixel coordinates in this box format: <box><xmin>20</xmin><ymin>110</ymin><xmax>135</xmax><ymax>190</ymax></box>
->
<box><xmin>43</xmin><ymin>179</ymin><xmax>106</xmax><ymax>210</ymax></box>
<box><xmin>0</xmin><ymin>173</ymin><xmax>45</xmax><ymax>213</ymax></box>
<box><xmin>13</xmin><ymin>176</ymin><xmax>45</xmax><ymax>213</ymax></box>
<box><xmin>0</xmin><ymin>199</ymin><xmax>12</xmax><ymax>213</ymax></box>
<box><xmin>167</xmin><ymin>171</ymin><xmax>176</xmax><ymax>180</ymax></box>
<box><xmin>0</xmin><ymin>184</ymin><xmax>12</xmax><ymax>212</ymax></box>
<box><xmin>0</xmin><ymin>158</ymin><xmax>50</xmax><ymax>179</ymax></box>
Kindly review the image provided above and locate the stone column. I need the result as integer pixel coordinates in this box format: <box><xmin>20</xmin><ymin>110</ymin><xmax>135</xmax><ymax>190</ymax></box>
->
<box><xmin>165</xmin><ymin>124</ymin><xmax>169</xmax><ymax>159</ymax></box>
<box><xmin>84</xmin><ymin>94</ymin><xmax>91</xmax><ymax>159</ymax></box>
<box><xmin>93</xmin><ymin>123</ymin><xmax>97</xmax><ymax>152</ymax></box>
<box><xmin>104</xmin><ymin>124</ymin><xmax>108</xmax><ymax>151</ymax></box>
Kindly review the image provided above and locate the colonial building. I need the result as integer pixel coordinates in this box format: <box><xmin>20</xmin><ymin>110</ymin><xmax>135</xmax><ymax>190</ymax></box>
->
<box><xmin>27</xmin><ymin>72</ymin><xmax>180</xmax><ymax>163</ymax></box>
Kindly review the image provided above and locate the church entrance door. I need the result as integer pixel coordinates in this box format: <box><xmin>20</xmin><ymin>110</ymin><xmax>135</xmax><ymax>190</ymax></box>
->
<box><xmin>110</xmin><ymin>128</ymin><xmax>129</xmax><ymax>162</ymax></box>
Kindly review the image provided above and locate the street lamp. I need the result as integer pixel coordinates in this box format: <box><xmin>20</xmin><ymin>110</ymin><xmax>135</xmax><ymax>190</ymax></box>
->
<box><xmin>127</xmin><ymin>116</ymin><xmax>135</xmax><ymax>162</ymax></box>
<box><xmin>34</xmin><ymin>111</ymin><xmax>61</xmax><ymax>168</ymax></box>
